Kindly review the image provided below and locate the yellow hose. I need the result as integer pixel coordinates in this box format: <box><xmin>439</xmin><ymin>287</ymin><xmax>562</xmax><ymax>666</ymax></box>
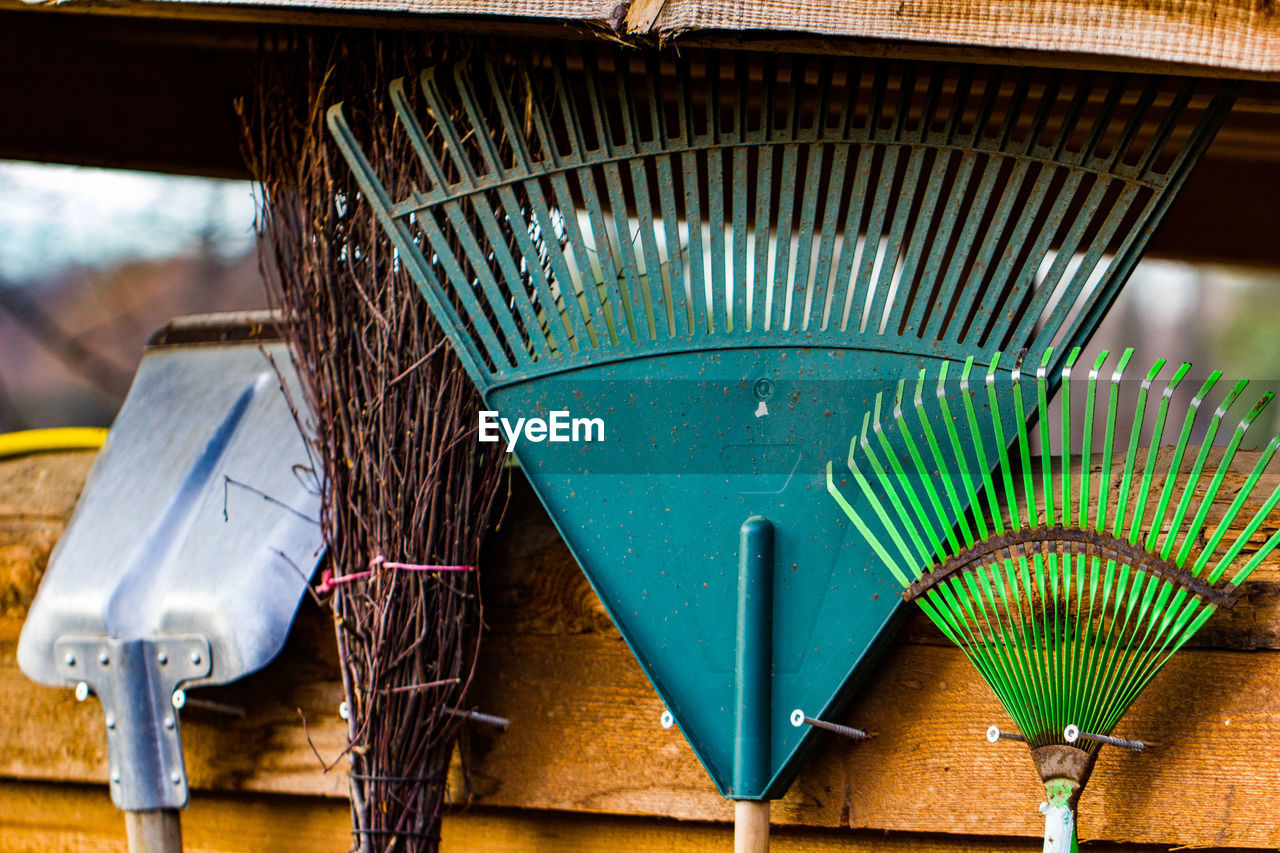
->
<box><xmin>0</xmin><ymin>428</ymin><xmax>108</xmax><ymax>459</ymax></box>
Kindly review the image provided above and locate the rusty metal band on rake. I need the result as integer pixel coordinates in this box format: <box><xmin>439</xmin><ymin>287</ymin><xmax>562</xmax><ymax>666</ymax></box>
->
<box><xmin>905</xmin><ymin>525</ymin><xmax>1238</xmax><ymax>607</ymax></box>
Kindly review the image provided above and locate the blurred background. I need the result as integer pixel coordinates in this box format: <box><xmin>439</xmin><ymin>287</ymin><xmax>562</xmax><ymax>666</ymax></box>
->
<box><xmin>1</xmin><ymin>157</ymin><xmax>1277</xmax><ymax>440</ymax></box>
<box><xmin>0</xmin><ymin>160</ymin><xmax>264</xmax><ymax>430</ymax></box>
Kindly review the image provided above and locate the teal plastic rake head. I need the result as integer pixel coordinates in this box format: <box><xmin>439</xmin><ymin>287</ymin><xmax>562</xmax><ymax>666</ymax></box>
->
<box><xmin>328</xmin><ymin>47</ymin><xmax>1235</xmax><ymax>801</ymax></box>
<box><xmin>828</xmin><ymin>349</ymin><xmax>1280</xmax><ymax>850</ymax></box>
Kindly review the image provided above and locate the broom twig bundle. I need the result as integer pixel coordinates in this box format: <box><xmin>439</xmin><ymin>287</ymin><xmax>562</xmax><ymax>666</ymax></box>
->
<box><xmin>240</xmin><ymin>32</ymin><xmax>507</xmax><ymax>851</ymax></box>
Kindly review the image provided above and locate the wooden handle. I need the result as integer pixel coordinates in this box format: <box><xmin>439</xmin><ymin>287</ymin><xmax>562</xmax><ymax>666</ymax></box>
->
<box><xmin>733</xmin><ymin>800</ymin><xmax>769</xmax><ymax>853</ymax></box>
<box><xmin>125</xmin><ymin>809</ymin><xmax>182</xmax><ymax>853</ymax></box>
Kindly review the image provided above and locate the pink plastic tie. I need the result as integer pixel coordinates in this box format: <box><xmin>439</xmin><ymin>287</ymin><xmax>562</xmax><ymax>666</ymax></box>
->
<box><xmin>317</xmin><ymin>557</ymin><xmax>475</xmax><ymax>594</ymax></box>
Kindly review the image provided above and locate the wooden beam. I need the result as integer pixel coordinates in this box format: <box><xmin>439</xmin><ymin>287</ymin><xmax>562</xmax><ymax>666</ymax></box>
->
<box><xmin>646</xmin><ymin>0</ymin><xmax>1280</xmax><ymax>77</ymax></box>
<box><xmin>0</xmin><ymin>779</ymin><xmax>349</xmax><ymax>853</ymax></box>
<box><xmin>440</xmin><ymin>806</ymin><xmax>1258</xmax><ymax>853</ymax></box>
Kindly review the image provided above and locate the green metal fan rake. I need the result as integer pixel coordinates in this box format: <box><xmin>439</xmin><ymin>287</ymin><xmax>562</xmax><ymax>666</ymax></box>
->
<box><xmin>326</xmin><ymin>45</ymin><xmax>1236</xmax><ymax>849</ymax></box>
<box><xmin>828</xmin><ymin>348</ymin><xmax>1280</xmax><ymax>851</ymax></box>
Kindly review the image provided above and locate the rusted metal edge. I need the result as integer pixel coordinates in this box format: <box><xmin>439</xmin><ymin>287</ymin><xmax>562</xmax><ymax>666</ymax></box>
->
<box><xmin>904</xmin><ymin>525</ymin><xmax>1237</xmax><ymax>608</ymax></box>
<box><xmin>147</xmin><ymin>309</ymin><xmax>287</xmax><ymax>347</ymax></box>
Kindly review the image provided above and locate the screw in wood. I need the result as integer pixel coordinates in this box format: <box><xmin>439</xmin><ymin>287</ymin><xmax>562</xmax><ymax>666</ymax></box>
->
<box><xmin>986</xmin><ymin>725</ymin><xmax>1027</xmax><ymax>743</ymax></box>
<box><xmin>790</xmin><ymin>708</ymin><xmax>867</xmax><ymax>741</ymax></box>
<box><xmin>1064</xmin><ymin>724</ymin><xmax>1146</xmax><ymax>751</ymax></box>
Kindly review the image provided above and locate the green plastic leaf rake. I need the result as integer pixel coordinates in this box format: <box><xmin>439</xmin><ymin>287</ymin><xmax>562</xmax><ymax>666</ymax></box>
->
<box><xmin>828</xmin><ymin>349</ymin><xmax>1280</xmax><ymax>852</ymax></box>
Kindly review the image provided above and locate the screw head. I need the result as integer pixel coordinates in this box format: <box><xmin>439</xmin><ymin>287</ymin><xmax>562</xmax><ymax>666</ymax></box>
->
<box><xmin>105</xmin><ymin>714</ymin><xmax>115</xmax><ymax>731</ymax></box>
<box><xmin>74</xmin><ymin>681</ymin><xmax>89</xmax><ymax>702</ymax></box>
<box><xmin>338</xmin><ymin>701</ymin><xmax>350</xmax><ymax>721</ymax></box>
<box><xmin>752</xmin><ymin>378</ymin><xmax>775</xmax><ymax>401</ymax></box>
<box><xmin>110</xmin><ymin>768</ymin><xmax>120</xmax><ymax>784</ymax></box>
<box><xmin>157</xmin><ymin>652</ymin><xmax>169</xmax><ymax>666</ymax></box>
<box><xmin>97</xmin><ymin>651</ymin><xmax>110</xmax><ymax>666</ymax></box>
<box><xmin>163</xmin><ymin>715</ymin><xmax>175</xmax><ymax>730</ymax></box>
<box><xmin>986</xmin><ymin>725</ymin><xmax>1001</xmax><ymax>743</ymax></box>
<box><xmin>170</xmin><ymin>771</ymin><xmax>182</xmax><ymax>785</ymax></box>
<box><xmin>790</xmin><ymin>709</ymin><xmax>805</xmax><ymax>728</ymax></box>
<box><xmin>1063</xmin><ymin>724</ymin><xmax>1080</xmax><ymax>744</ymax></box>
<box><xmin>659</xmin><ymin>710</ymin><xmax>674</xmax><ymax>729</ymax></box>
<box><xmin>171</xmin><ymin>689</ymin><xmax>186</xmax><ymax>710</ymax></box>
<box><xmin>190</xmin><ymin>651</ymin><xmax>202</xmax><ymax>666</ymax></box>
<box><xmin>63</xmin><ymin>652</ymin><xmax>76</xmax><ymax>667</ymax></box>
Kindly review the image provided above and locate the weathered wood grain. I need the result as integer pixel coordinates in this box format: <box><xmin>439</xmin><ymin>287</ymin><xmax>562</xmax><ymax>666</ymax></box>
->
<box><xmin>441</xmin><ymin>806</ymin><xmax>1263</xmax><ymax>853</ymax></box>
<box><xmin>0</xmin><ymin>779</ymin><xmax>349</xmax><ymax>853</ymax></box>
<box><xmin>7</xmin><ymin>449</ymin><xmax>1280</xmax><ymax>849</ymax></box>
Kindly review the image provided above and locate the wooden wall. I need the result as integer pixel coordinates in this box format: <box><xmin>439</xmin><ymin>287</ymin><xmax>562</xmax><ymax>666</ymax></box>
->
<box><xmin>2</xmin><ymin>449</ymin><xmax>1279</xmax><ymax>851</ymax></box>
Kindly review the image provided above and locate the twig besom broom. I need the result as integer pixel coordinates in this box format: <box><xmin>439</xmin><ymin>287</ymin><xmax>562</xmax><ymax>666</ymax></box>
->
<box><xmin>828</xmin><ymin>348</ymin><xmax>1280</xmax><ymax>852</ymax></box>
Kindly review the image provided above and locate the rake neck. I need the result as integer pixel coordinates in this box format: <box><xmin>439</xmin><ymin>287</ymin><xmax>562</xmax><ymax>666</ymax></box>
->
<box><xmin>1032</xmin><ymin>745</ymin><xmax>1093</xmax><ymax>853</ymax></box>
<box><xmin>1040</xmin><ymin>781</ymin><xmax>1079</xmax><ymax>853</ymax></box>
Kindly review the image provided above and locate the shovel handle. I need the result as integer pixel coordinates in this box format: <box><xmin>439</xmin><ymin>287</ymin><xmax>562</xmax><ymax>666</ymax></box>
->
<box><xmin>125</xmin><ymin>809</ymin><xmax>182</xmax><ymax>853</ymax></box>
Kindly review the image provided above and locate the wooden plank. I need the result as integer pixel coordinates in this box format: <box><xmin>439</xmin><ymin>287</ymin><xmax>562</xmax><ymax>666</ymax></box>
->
<box><xmin>441</xmin><ymin>806</ymin><xmax>1257</xmax><ymax>852</ymax></box>
<box><xmin>0</xmin><ymin>779</ymin><xmax>349</xmax><ymax>853</ymax></box>
<box><xmin>6</xmin><ymin>449</ymin><xmax>1280</xmax><ymax>847</ymax></box>
<box><xmin>463</xmin><ymin>632</ymin><xmax>1280</xmax><ymax>848</ymax></box>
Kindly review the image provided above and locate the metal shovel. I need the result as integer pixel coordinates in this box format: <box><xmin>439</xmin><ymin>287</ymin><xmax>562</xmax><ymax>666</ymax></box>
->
<box><xmin>17</xmin><ymin>311</ymin><xmax>325</xmax><ymax>853</ymax></box>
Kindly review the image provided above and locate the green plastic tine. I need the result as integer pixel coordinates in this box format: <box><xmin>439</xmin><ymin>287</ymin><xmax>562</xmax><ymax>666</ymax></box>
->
<box><xmin>872</xmin><ymin>380</ymin><xmax>947</xmax><ymax>559</ymax></box>
<box><xmin>1230</xmin><ymin>521</ymin><xmax>1280</xmax><ymax>588</ymax></box>
<box><xmin>1195</xmin><ymin>400</ymin><xmax>1280</xmax><ymax>576</ymax></box>
<box><xmin>916</xmin><ymin>594</ymin><xmax>963</xmax><ymax>646</ymax></box>
<box><xmin>459</xmin><ymin>67</ymin><xmax>572</xmax><ymax>354</ymax></box>
<box><xmin>849</xmin><ymin>414</ymin><xmax>927</xmax><ymax>577</ymax></box>
<box><xmin>1095</xmin><ymin>349</ymin><xmax>1133</xmax><ymax>532</ymax></box>
<box><xmin>510</xmin><ymin>60</ymin><xmax>603</xmax><ymax>350</ymax></box>
<box><xmin>1144</xmin><ymin>371</ymin><xmax>1221</xmax><ymax>553</ymax></box>
<box><xmin>1111</xmin><ymin>356</ymin><xmax>1161</xmax><ymax>538</ymax></box>
<box><xmin>1060</xmin><ymin>348</ymin><xmax>1082</xmax><ymax>528</ymax></box>
<box><xmin>1162</xmin><ymin>378</ymin><xmax>1249</xmax><ymax>562</ymax></box>
<box><xmin>1007</xmin><ymin>357</ymin><xmax>1038</xmax><ymax>527</ymax></box>
<box><xmin>921</xmin><ymin>154</ymin><xmax>1004</xmax><ymax>343</ymax></box>
<box><xmin>1079</xmin><ymin>351</ymin><xmax>1110</xmax><ymax>529</ymax></box>
<box><xmin>826</xmin><ymin>461</ymin><xmax>913</xmax><ymax>586</ymax></box>
<box><xmin>961</xmin><ymin>357</ymin><xmax>1005</xmax><ymax>534</ymax></box>
<box><xmin>937</xmin><ymin>361</ymin><xmax>989</xmax><ymax>540</ymax></box>
<box><xmin>968</xmin><ymin>568</ymin><xmax>1040</xmax><ymax>734</ymax></box>
<box><xmin>1005</xmin><ymin>176</ymin><xmax>1115</xmax><ymax>347</ymax></box>
<box><xmin>1128</xmin><ymin>362</ymin><xmax>1191</xmax><ymax>543</ymax></box>
<box><xmin>906</xmin><ymin>370</ymin><xmax>964</xmax><ymax>552</ymax></box>
<box><xmin>985</xmin><ymin>354</ymin><xmax>1024</xmax><ymax>530</ymax></box>
<box><xmin>1106</xmin><ymin>78</ymin><xmax>1159</xmax><ymax>175</ymax></box>
<box><xmin>1206</xmin><ymin>445</ymin><xmax>1280</xmax><ymax>584</ymax></box>
<box><xmin>1037</xmin><ymin>349</ymin><xmax>1056</xmax><ymax>526</ymax></box>
<box><xmin>864</xmin><ymin>394</ymin><xmax>934</xmax><ymax>564</ymax></box>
